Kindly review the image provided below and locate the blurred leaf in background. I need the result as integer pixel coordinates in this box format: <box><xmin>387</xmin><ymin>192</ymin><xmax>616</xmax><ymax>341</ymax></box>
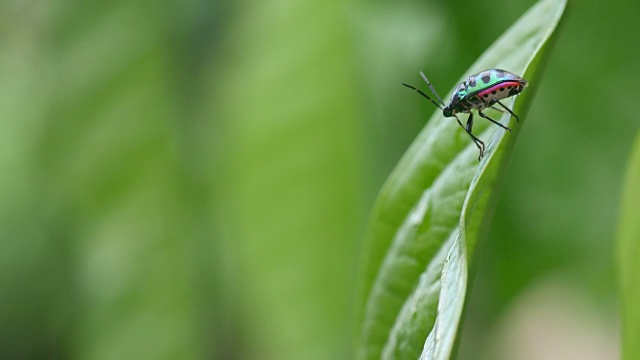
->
<box><xmin>0</xmin><ymin>0</ymin><xmax>637</xmax><ymax>358</ymax></box>
<box><xmin>1</xmin><ymin>1</ymin><xmax>227</xmax><ymax>358</ymax></box>
<box><xmin>214</xmin><ymin>0</ymin><xmax>365</xmax><ymax>358</ymax></box>
<box><xmin>617</xmin><ymin>131</ymin><xmax>640</xmax><ymax>360</ymax></box>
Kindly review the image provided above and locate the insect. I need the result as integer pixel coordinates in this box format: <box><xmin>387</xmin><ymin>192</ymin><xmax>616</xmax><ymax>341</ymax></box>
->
<box><xmin>403</xmin><ymin>69</ymin><xmax>528</xmax><ymax>160</ymax></box>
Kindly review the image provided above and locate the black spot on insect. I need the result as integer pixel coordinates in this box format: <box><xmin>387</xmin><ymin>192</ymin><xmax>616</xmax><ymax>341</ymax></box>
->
<box><xmin>508</xmin><ymin>89</ymin><xmax>519</xmax><ymax>97</ymax></box>
<box><xmin>468</xmin><ymin>78</ymin><xmax>476</xmax><ymax>87</ymax></box>
<box><xmin>491</xmin><ymin>90</ymin><xmax>497</xmax><ymax>95</ymax></box>
<box><xmin>483</xmin><ymin>94</ymin><xmax>489</xmax><ymax>98</ymax></box>
<box><xmin>482</xmin><ymin>75</ymin><xmax>491</xmax><ymax>84</ymax></box>
<box><xmin>500</xmin><ymin>87</ymin><xmax>505</xmax><ymax>92</ymax></box>
<box><xmin>508</xmin><ymin>86</ymin><xmax>513</xmax><ymax>90</ymax></box>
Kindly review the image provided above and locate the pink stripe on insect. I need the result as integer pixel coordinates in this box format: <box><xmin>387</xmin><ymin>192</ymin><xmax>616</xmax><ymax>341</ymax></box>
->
<box><xmin>476</xmin><ymin>81</ymin><xmax>522</xmax><ymax>98</ymax></box>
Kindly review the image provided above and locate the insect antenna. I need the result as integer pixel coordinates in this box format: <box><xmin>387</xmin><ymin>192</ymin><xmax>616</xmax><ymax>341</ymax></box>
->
<box><xmin>401</xmin><ymin>83</ymin><xmax>444</xmax><ymax>111</ymax></box>
<box><xmin>419</xmin><ymin>71</ymin><xmax>446</xmax><ymax>107</ymax></box>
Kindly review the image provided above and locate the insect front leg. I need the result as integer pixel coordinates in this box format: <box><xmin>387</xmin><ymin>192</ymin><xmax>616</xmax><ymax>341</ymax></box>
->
<box><xmin>457</xmin><ymin>113</ymin><xmax>485</xmax><ymax>161</ymax></box>
<box><xmin>478</xmin><ymin>110</ymin><xmax>512</xmax><ymax>132</ymax></box>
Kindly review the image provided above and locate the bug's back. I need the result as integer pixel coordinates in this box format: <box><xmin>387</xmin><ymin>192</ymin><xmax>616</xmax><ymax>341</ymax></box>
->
<box><xmin>450</xmin><ymin>69</ymin><xmax>527</xmax><ymax>114</ymax></box>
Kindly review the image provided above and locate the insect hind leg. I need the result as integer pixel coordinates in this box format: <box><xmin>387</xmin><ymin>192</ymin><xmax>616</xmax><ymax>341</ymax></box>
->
<box><xmin>496</xmin><ymin>100</ymin><xmax>520</xmax><ymax>122</ymax></box>
<box><xmin>478</xmin><ymin>110</ymin><xmax>512</xmax><ymax>132</ymax></box>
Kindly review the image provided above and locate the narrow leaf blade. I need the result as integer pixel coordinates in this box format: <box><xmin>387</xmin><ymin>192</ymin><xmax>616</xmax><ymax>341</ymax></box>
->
<box><xmin>356</xmin><ymin>1</ymin><xmax>568</xmax><ymax>359</ymax></box>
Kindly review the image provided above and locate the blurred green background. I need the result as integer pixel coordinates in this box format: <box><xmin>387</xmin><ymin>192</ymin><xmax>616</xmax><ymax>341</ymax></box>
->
<box><xmin>0</xmin><ymin>0</ymin><xmax>634</xmax><ymax>359</ymax></box>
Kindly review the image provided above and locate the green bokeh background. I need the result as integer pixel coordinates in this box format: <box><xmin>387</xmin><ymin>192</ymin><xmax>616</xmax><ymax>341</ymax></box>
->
<box><xmin>0</xmin><ymin>0</ymin><xmax>633</xmax><ymax>359</ymax></box>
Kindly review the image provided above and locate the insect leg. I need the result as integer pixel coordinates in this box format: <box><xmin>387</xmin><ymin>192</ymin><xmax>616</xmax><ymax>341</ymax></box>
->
<box><xmin>478</xmin><ymin>110</ymin><xmax>512</xmax><ymax>132</ymax></box>
<box><xmin>496</xmin><ymin>100</ymin><xmax>520</xmax><ymax>122</ymax></box>
<box><xmin>458</xmin><ymin>113</ymin><xmax>485</xmax><ymax>161</ymax></box>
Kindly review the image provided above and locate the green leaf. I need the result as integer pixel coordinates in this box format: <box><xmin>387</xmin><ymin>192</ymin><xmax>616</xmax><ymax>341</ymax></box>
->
<box><xmin>617</xmin><ymin>130</ymin><xmax>640</xmax><ymax>360</ymax></box>
<box><xmin>214</xmin><ymin>0</ymin><xmax>363</xmax><ymax>358</ymax></box>
<box><xmin>355</xmin><ymin>0</ymin><xmax>568</xmax><ymax>359</ymax></box>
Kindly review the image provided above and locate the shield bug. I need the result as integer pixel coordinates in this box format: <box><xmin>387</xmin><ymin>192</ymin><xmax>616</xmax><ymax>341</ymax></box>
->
<box><xmin>403</xmin><ymin>69</ymin><xmax>527</xmax><ymax>160</ymax></box>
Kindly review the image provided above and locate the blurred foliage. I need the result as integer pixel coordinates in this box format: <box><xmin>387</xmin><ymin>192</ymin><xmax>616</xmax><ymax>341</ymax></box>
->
<box><xmin>0</xmin><ymin>0</ymin><xmax>636</xmax><ymax>359</ymax></box>
<box><xmin>617</xmin><ymin>131</ymin><xmax>640</xmax><ymax>360</ymax></box>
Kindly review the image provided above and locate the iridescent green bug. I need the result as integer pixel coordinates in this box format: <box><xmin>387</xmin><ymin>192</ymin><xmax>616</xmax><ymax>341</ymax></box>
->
<box><xmin>403</xmin><ymin>69</ymin><xmax>528</xmax><ymax>160</ymax></box>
